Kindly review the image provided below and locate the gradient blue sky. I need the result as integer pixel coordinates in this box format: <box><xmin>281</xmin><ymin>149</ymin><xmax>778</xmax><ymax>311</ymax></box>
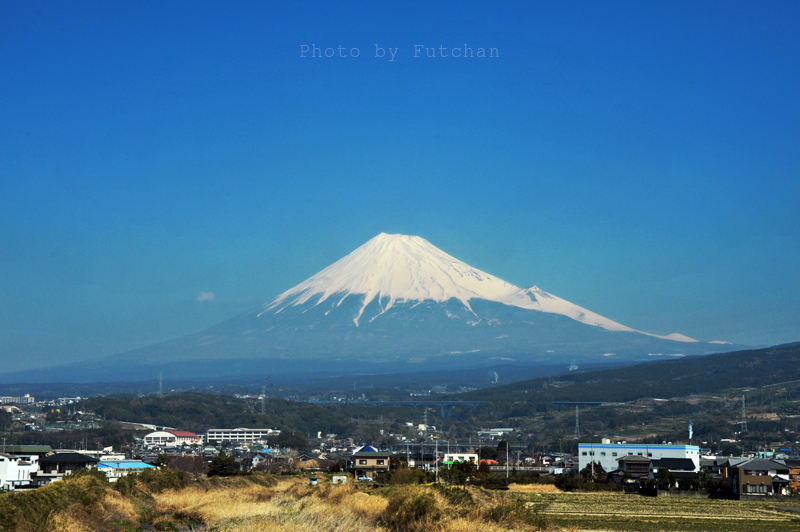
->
<box><xmin>1</xmin><ymin>1</ymin><xmax>798</xmax><ymax>371</ymax></box>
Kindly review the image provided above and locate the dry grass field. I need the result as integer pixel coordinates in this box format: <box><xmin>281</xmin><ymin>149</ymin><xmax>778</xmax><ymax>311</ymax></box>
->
<box><xmin>3</xmin><ymin>471</ymin><xmax>800</xmax><ymax>532</ymax></box>
<box><xmin>526</xmin><ymin>491</ymin><xmax>800</xmax><ymax>531</ymax></box>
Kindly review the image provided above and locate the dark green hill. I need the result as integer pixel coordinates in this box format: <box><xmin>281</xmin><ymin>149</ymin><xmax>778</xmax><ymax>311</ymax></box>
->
<box><xmin>79</xmin><ymin>393</ymin><xmax>356</xmax><ymax>435</ymax></box>
<box><xmin>457</xmin><ymin>343</ymin><xmax>800</xmax><ymax>404</ymax></box>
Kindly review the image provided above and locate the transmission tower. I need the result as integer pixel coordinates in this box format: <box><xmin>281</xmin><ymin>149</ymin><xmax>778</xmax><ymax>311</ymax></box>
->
<box><xmin>741</xmin><ymin>393</ymin><xmax>748</xmax><ymax>433</ymax></box>
<box><xmin>260</xmin><ymin>385</ymin><xmax>266</xmax><ymax>415</ymax></box>
<box><xmin>573</xmin><ymin>405</ymin><xmax>580</xmax><ymax>440</ymax></box>
<box><xmin>157</xmin><ymin>371</ymin><xmax>163</xmax><ymax>398</ymax></box>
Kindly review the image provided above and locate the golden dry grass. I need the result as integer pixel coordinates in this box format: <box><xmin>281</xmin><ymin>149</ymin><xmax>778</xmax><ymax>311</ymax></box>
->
<box><xmin>507</xmin><ymin>483</ymin><xmax>561</xmax><ymax>493</ymax></box>
<box><xmin>99</xmin><ymin>489</ymin><xmax>140</xmax><ymax>523</ymax></box>
<box><xmin>153</xmin><ymin>477</ymin><xmax>391</xmax><ymax>531</ymax></box>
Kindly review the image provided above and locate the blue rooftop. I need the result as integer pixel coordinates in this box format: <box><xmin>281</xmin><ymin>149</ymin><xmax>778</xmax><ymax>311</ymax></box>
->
<box><xmin>98</xmin><ymin>461</ymin><xmax>155</xmax><ymax>469</ymax></box>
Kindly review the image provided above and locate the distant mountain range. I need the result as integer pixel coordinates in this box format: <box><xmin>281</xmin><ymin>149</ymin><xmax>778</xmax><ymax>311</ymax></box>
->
<box><xmin>4</xmin><ymin>233</ymin><xmax>746</xmax><ymax>382</ymax></box>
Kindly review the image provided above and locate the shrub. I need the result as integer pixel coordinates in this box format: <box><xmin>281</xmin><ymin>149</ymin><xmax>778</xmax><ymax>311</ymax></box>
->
<box><xmin>114</xmin><ymin>467</ymin><xmax>189</xmax><ymax>496</ymax></box>
<box><xmin>0</xmin><ymin>468</ymin><xmax>110</xmax><ymax>531</ymax></box>
<box><xmin>483</xmin><ymin>495</ymin><xmax>546</xmax><ymax>529</ymax></box>
<box><xmin>383</xmin><ymin>489</ymin><xmax>441</xmax><ymax>531</ymax></box>
<box><xmin>208</xmin><ymin>451</ymin><xmax>238</xmax><ymax>477</ymax></box>
<box><xmin>432</xmin><ymin>484</ymin><xmax>473</xmax><ymax>506</ymax></box>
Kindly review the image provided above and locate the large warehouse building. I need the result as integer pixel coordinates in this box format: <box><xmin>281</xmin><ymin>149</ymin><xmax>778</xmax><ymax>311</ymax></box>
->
<box><xmin>578</xmin><ymin>443</ymin><xmax>701</xmax><ymax>473</ymax></box>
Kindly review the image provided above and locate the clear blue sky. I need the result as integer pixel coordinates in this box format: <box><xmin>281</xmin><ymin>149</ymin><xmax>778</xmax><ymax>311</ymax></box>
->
<box><xmin>1</xmin><ymin>1</ymin><xmax>798</xmax><ymax>371</ymax></box>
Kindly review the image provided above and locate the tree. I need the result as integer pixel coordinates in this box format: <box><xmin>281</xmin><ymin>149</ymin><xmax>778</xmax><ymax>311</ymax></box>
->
<box><xmin>389</xmin><ymin>455</ymin><xmax>408</xmax><ymax>472</ymax></box>
<box><xmin>656</xmin><ymin>467</ymin><xmax>675</xmax><ymax>490</ymax></box>
<box><xmin>479</xmin><ymin>446</ymin><xmax>498</xmax><ymax>460</ymax></box>
<box><xmin>270</xmin><ymin>431</ymin><xmax>310</xmax><ymax>452</ymax></box>
<box><xmin>168</xmin><ymin>455</ymin><xmax>207</xmax><ymax>479</ymax></box>
<box><xmin>0</xmin><ymin>410</ymin><xmax>12</xmax><ymax>431</ymax></box>
<box><xmin>208</xmin><ymin>451</ymin><xmax>238</xmax><ymax>477</ymax></box>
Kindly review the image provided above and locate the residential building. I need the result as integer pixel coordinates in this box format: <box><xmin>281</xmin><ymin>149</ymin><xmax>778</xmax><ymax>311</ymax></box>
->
<box><xmin>98</xmin><ymin>461</ymin><xmax>156</xmax><ymax>482</ymax></box>
<box><xmin>578</xmin><ymin>443</ymin><xmax>700</xmax><ymax>474</ymax></box>
<box><xmin>0</xmin><ymin>453</ymin><xmax>38</xmax><ymax>490</ymax></box>
<box><xmin>726</xmin><ymin>459</ymin><xmax>791</xmax><ymax>497</ymax></box>
<box><xmin>0</xmin><ymin>394</ymin><xmax>34</xmax><ymax>405</ymax></box>
<box><xmin>650</xmin><ymin>458</ymin><xmax>698</xmax><ymax>482</ymax></box>
<box><xmin>608</xmin><ymin>455</ymin><xmax>651</xmax><ymax>486</ymax></box>
<box><xmin>33</xmin><ymin>452</ymin><xmax>99</xmax><ymax>486</ymax></box>
<box><xmin>351</xmin><ymin>445</ymin><xmax>390</xmax><ymax>479</ymax></box>
<box><xmin>0</xmin><ymin>445</ymin><xmax>53</xmax><ymax>459</ymax></box>
<box><xmin>205</xmin><ymin>428</ymin><xmax>280</xmax><ymax>443</ymax></box>
<box><xmin>784</xmin><ymin>459</ymin><xmax>800</xmax><ymax>493</ymax></box>
<box><xmin>443</xmin><ymin>453</ymin><xmax>478</xmax><ymax>466</ymax></box>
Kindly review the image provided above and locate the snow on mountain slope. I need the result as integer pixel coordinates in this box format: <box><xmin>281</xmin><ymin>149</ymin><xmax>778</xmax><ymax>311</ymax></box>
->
<box><xmin>260</xmin><ymin>233</ymin><xmax>697</xmax><ymax>342</ymax></box>
<box><xmin>263</xmin><ymin>233</ymin><xmax>521</xmax><ymax>325</ymax></box>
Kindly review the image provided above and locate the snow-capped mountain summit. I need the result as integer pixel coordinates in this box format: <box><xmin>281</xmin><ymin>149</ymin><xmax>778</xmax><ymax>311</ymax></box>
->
<box><xmin>261</xmin><ymin>232</ymin><xmax>691</xmax><ymax>341</ymax></box>
<box><xmin>60</xmin><ymin>232</ymin><xmax>736</xmax><ymax>381</ymax></box>
<box><xmin>264</xmin><ymin>233</ymin><xmax>524</xmax><ymax>325</ymax></box>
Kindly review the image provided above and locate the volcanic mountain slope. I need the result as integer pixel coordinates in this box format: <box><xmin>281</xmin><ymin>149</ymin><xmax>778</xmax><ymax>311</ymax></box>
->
<box><xmin>84</xmin><ymin>233</ymin><xmax>740</xmax><ymax>379</ymax></box>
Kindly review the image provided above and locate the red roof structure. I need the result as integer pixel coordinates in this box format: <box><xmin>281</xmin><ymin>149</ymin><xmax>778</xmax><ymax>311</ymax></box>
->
<box><xmin>168</xmin><ymin>431</ymin><xmax>199</xmax><ymax>438</ymax></box>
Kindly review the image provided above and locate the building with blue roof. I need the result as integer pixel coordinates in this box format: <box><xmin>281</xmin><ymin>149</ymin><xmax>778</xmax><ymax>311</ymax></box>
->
<box><xmin>98</xmin><ymin>460</ymin><xmax>155</xmax><ymax>482</ymax></box>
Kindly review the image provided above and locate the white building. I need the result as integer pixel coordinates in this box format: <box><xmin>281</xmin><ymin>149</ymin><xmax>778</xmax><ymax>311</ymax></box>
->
<box><xmin>205</xmin><ymin>428</ymin><xmax>280</xmax><ymax>443</ymax></box>
<box><xmin>443</xmin><ymin>453</ymin><xmax>478</xmax><ymax>465</ymax></box>
<box><xmin>578</xmin><ymin>443</ymin><xmax>700</xmax><ymax>474</ymax></box>
<box><xmin>98</xmin><ymin>460</ymin><xmax>155</xmax><ymax>482</ymax></box>
<box><xmin>0</xmin><ymin>453</ymin><xmax>38</xmax><ymax>490</ymax></box>
<box><xmin>0</xmin><ymin>394</ymin><xmax>35</xmax><ymax>405</ymax></box>
<box><xmin>143</xmin><ymin>430</ymin><xmax>203</xmax><ymax>447</ymax></box>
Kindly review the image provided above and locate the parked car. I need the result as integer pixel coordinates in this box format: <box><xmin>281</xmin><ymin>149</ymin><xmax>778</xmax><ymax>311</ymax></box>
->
<box><xmin>357</xmin><ymin>475</ymin><xmax>373</xmax><ymax>482</ymax></box>
<box><xmin>309</xmin><ymin>477</ymin><xmax>318</xmax><ymax>486</ymax></box>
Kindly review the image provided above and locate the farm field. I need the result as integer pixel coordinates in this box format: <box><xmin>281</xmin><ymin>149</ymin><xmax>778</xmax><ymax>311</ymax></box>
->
<box><xmin>527</xmin><ymin>491</ymin><xmax>800</xmax><ymax>531</ymax></box>
<box><xmin>3</xmin><ymin>469</ymin><xmax>799</xmax><ymax>532</ymax></box>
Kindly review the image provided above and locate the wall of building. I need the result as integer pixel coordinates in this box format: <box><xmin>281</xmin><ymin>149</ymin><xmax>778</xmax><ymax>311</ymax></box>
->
<box><xmin>578</xmin><ymin>443</ymin><xmax>700</xmax><ymax>473</ymax></box>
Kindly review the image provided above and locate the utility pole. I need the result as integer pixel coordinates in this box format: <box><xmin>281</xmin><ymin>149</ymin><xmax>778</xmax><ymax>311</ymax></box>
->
<box><xmin>435</xmin><ymin>437</ymin><xmax>439</xmax><ymax>483</ymax></box>
<box><xmin>260</xmin><ymin>385</ymin><xmax>266</xmax><ymax>415</ymax></box>
<box><xmin>573</xmin><ymin>405</ymin><xmax>580</xmax><ymax>440</ymax></box>
<box><xmin>741</xmin><ymin>393</ymin><xmax>748</xmax><ymax>433</ymax></box>
<box><xmin>506</xmin><ymin>443</ymin><xmax>509</xmax><ymax>478</ymax></box>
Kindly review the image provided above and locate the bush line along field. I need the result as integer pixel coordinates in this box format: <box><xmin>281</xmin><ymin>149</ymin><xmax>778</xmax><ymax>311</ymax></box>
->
<box><xmin>2</xmin><ymin>468</ymin><xmax>800</xmax><ymax>532</ymax></box>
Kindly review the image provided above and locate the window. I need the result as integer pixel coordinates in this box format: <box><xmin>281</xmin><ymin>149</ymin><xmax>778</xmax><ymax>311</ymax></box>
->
<box><xmin>377</xmin><ymin>460</ymin><xmax>384</xmax><ymax>465</ymax></box>
<box><xmin>600</xmin><ymin>452</ymin><xmax>606</xmax><ymax>456</ymax></box>
<box><xmin>612</xmin><ymin>452</ymin><xmax>618</xmax><ymax>457</ymax></box>
<box><xmin>582</xmin><ymin>452</ymin><xmax>587</xmax><ymax>456</ymax></box>
<box><xmin>647</xmin><ymin>453</ymin><xmax>652</xmax><ymax>457</ymax></box>
<box><xmin>359</xmin><ymin>460</ymin><xmax>367</xmax><ymax>465</ymax></box>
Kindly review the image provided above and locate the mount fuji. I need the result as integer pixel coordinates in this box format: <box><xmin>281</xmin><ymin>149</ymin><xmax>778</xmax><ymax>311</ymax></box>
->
<box><xmin>17</xmin><ymin>233</ymin><xmax>744</xmax><ymax>382</ymax></box>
